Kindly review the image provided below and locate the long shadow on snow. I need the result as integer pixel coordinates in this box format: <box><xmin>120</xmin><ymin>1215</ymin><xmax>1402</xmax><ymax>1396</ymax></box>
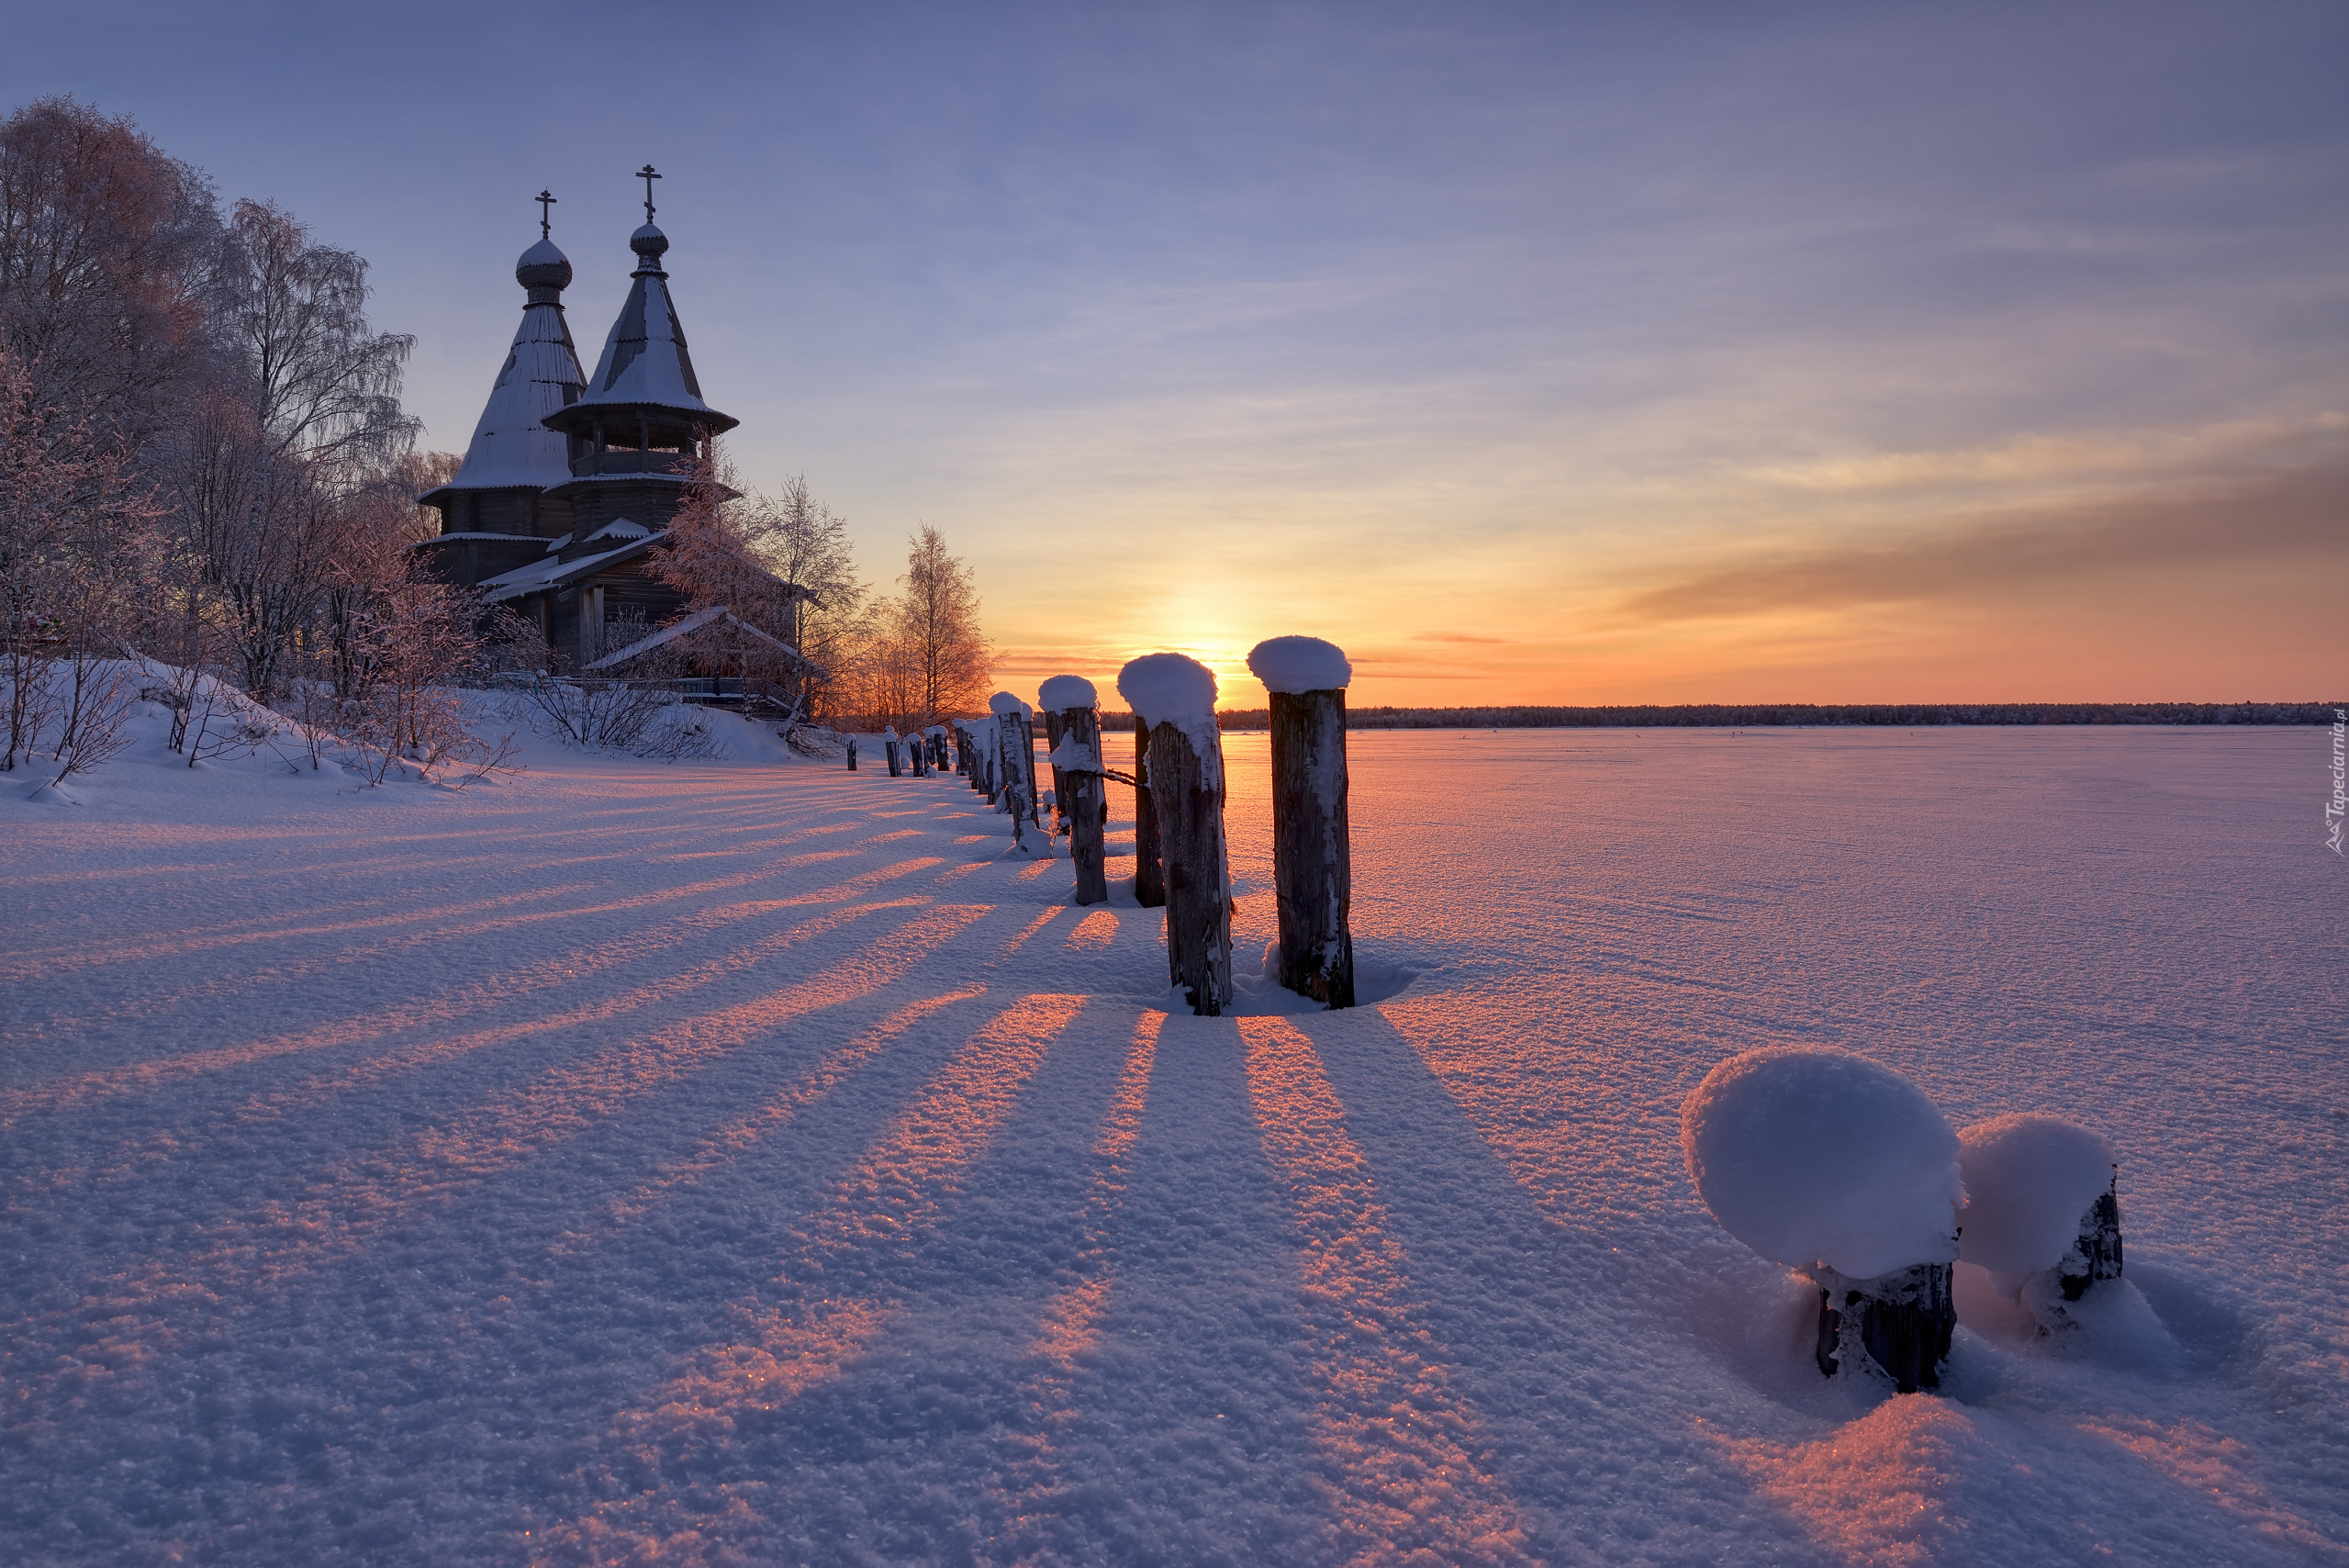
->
<box><xmin>1290</xmin><ymin>1007</ymin><xmax>1829</xmax><ymax>1567</ymax></box>
<box><xmin>534</xmin><ymin>1006</ymin><xmax>1336</xmax><ymax>1568</ymax></box>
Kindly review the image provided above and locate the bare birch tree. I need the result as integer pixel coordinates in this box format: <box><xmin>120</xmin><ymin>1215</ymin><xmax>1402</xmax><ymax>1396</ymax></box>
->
<box><xmin>894</xmin><ymin>524</ymin><xmax>989</xmax><ymax>723</ymax></box>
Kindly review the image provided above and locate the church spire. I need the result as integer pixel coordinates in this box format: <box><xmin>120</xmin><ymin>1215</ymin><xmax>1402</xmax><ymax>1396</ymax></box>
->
<box><xmin>537</xmin><ymin>172</ymin><xmax>740</xmax><ymax>553</ymax></box>
<box><xmin>418</xmin><ymin>194</ymin><xmax>587</xmax><ymax>530</ymax></box>
<box><xmin>545</xmin><ymin>171</ymin><xmax>737</xmax><ymax>442</ymax></box>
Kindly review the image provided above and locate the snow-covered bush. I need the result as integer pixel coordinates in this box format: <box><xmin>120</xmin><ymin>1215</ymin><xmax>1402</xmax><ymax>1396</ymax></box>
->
<box><xmin>1955</xmin><ymin>1113</ymin><xmax>2117</xmax><ymax>1276</ymax></box>
<box><xmin>510</xmin><ymin>675</ymin><xmax>720</xmax><ymax>762</ymax></box>
<box><xmin>1680</xmin><ymin>1046</ymin><xmax>1963</xmax><ymax>1279</ymax></box>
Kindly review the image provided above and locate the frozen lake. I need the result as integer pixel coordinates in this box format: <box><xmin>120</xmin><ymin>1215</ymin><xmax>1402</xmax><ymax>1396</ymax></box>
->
<box><xmin>4</xmin><ymin>723</ymin><xmax>2343</xmax><ymax>1563</ymax></box>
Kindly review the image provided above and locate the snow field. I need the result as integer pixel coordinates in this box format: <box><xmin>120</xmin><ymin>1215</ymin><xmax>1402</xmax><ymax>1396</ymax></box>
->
<box><xmin>3</xmin><ymin>722</ymin><xmax>2344</xmax><ymax>1564</ymax></box>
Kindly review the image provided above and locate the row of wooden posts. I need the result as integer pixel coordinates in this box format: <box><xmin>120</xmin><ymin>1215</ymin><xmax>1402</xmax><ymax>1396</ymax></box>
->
<box><xmin>861</xmin><ymin>652</ymin><xmax>1355</xmax><ymax>1018</ymax></box>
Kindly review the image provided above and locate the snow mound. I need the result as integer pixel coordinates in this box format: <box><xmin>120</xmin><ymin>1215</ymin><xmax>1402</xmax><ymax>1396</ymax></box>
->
<box><xmin>988</xmin><ymin>691</ymin><xmax>1032</xmax><ymax>718</ymax></box>
<box><xmin>1956</xmin><ymin>1114</ymin><xmax>2116</xmax><ymax>1273</ymax></box>
<box><xmin>1116</xmin><ymin>654</ymin><xmax>1217</xmax><ymax>727</ymax></box>
<box><xmin>1038</xmin><ymin>675</ymin><xmax>1098</xmax><ymax>711</ymax></box>
<box><xmin>1681</xmin><ymin>1047</ymin><xmax>1962</xmax><ymax>1279</ymax></box>
<box><xmin>1247</xmin><ymin>635</ymin><xmax>1351</xmax><ymax>694</ymax></box>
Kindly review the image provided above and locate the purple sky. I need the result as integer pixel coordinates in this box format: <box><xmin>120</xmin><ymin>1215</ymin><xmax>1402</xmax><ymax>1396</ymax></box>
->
<box><xmin>8</xmin><ymin>3</ymin><xmax>2343</xmax><ymax>702</ymax></box>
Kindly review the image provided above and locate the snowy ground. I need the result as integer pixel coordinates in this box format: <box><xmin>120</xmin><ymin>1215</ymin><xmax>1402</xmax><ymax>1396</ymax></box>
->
<box><xmin>3</xmin><ymin>715</ymin><xmax>2343</xmax><ymax>1565</ymax></box>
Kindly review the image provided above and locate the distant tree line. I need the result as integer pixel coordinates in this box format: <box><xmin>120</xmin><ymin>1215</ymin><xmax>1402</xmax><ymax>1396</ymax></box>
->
<box><xmin>1093</xmin><ymin>700</ymin><xmax>2343</xmax><ymax>732</ymax></box>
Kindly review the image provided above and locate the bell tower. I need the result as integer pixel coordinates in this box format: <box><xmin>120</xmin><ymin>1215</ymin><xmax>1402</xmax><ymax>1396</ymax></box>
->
<box><xmin>539</xmin><ymin>167</ymin><xmax>740</xmax><ymax>561</ymax></box>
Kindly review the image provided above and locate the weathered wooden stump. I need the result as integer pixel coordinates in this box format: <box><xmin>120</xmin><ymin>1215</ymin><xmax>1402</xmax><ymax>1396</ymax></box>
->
<box><xmin>1118</xmin><ymin>655</ymin><xmax>1232</xmax><ymax>1015</ymax></box>
<box><xmin>1132</xmin><ymin>714</ymin><xmax>1165</xmax><ymax>907</ymax></box>
<box><xmin>2058</xmin><ymin>1180</ymin><xmax>2125</xmax><ymax>1300</ymax></box>
<box><xmin>1812</xmin><ymin>1263</ymin><xmax>1958</xmax><ymax>1393</ymax></box>
<box><xmin>1041</xmin><ymin>677</ymin><xmax>1108</xmax><ymax>905</ymax></box>
<box><xmin>2020</xmin><ymin>1175</ymin><xmax>2126</xmax><ymax>1332</ymax></box>
<box><xmin>845</xmin><ymin>734</ymin><xmax>858</xmax><ymax>771</ymax></box>
<box><xmin>1248</xmin><ymin>637</ymin><xmax>1356</xmax><ymax>1008</ymax></box>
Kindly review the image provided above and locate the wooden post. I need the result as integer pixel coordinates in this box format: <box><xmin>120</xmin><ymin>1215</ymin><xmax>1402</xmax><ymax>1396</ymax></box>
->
<box><xmin>1147</xmin><ymin>718</ymin><xmax>1232</xmax><ymax>1015</ymax></box>
<box><xmin>1132</xmin><ymin>713</ymin><xmax>1164</xmax><ymax>907</ymax></box>
<box><xmin>1041</xmin><ymin>706</ymin><xmax>1067</xmax><ymax>834</ymax></box>
<box><xmin>991</xmin><ymin>707</ymin><xmax>1031</xmax><ymax>849</ymax></box>
<box><xmin>1249</xmin><ymin>637</ymin><xmax>1358</xmax><ymax>1008</ymax></box>
<box><xmin>1268</xmin><ymin>688</ymin><xmax>1354</xmax><ymax>1007</ymax></box>
<box><xmin>1021</xmin><ymin>708</ymin><xmax>1044</xmax><ymax>829</ymax></box>
<box><xmin>1041</xmin><ymin>678</ymin><xmax>1110</xmax><ymax>904</ymax></box>
<box><xmin>1118</xmin><ymin>652</ymin><xmax>1228</xmax><ymax>1013</ymax></box>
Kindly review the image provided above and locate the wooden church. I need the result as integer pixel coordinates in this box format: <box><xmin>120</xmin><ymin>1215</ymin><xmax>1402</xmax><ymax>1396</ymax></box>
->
<box><xmin>413</xmin><ymin>173</ymin><xmax>808</xmax><ymax>674</ymax></box>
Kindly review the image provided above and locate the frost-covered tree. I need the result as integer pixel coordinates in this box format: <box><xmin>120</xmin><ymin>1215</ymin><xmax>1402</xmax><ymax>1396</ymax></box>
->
<box><xmin>0</xmin><ymin>96</ymin><xmax>218</xmax><ymax>442</ymax></box>
<box><xmin>214</xmin><ymin>198</ymin><xmax>417</xmax><ymax>476</ymax></box>
<box><xmin>650</xmin><ymin>455</ymin><xmax>865</xmax><ymax>719</ymax></box>
<box><xmin>0</xmin><ymin>348</ymin><xmax>165</xmax><ymax>777</ymax></box>
<box><xmin>892</xmin><ymin>524</ymin><xmax>989</xmax><ymax>723</ymax></box>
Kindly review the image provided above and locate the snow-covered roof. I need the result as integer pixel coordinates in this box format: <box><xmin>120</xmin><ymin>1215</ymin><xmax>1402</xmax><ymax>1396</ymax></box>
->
<box><xmin>563</xmin><ymin>224</ymin><xmax>738</xmax><ymax>430</ymax></box>
<box><xmin>475</xmin><ymin>538</ymin><xmax>650</xmax><ymax>603</ymax></box>
<box><xmin>423</xmin><ymin>239</ymin><xmax>586</xmax><ymax>499</ymax></box>
<box><xmin>583</xmin><ymin>519</ymin><xmax>651</xmax><ymax>544</ymax></box>
<box><xmin>582</xmin><ymin>605</ymin><xmax>821</xmax><ymax>675</ymax></box>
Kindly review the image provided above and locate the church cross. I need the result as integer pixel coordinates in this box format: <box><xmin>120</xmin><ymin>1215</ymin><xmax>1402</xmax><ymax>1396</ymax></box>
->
<box><xmin>636</xmin><ymin>164</ymin><xmax>661</xmax><ymax>222</ymax></box>
<box><xmin>535</xmin><ymin>189</ymin><xmax>556</xmax><ymax>240</ymax></box>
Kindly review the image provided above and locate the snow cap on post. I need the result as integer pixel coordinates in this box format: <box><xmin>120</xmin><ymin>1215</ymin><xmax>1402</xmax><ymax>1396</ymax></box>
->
<box><xmin>989</xmin><ymin>690</ymin><xmax>1032</xmax><ymax>719</ymax></box>
<box><xmin>1038</xmin><ymin>675</ymin><xmax>1098</xmax><ymax>711</ymax></box>
<box><xmin>1116</xmin><ymin>654</ymin><xmax>1218</xmax><ymax>729</ymax></box>
<box><xmin>1956</xmin><ymin>1114</ymin><xmax>2117</xmax><ymax>1273</ymax></box>
<box><xmin>1681</xmin><ymin>1047</ymin><xmax>1962</xmax><ymax>1279</ymax></box>
<box><xmin>1247</xmin><ymin>636</ymin><xmax>1351</xmax><ymax>695</ymax></box>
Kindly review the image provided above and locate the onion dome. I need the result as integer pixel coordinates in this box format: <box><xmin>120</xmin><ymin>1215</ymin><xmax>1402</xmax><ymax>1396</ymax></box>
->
<box><xmin>421</xmin><ymin>218</ymin><xmax>587</xmax><ymax>505</ymax></box>
<box><xmin>516</xmin><ymin>237</ymin><xmax>572</xmax><ymax>293</ymax></box>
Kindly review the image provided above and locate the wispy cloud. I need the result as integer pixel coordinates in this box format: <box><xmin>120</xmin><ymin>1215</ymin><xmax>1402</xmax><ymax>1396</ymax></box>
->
<box><xmin>1617</xmin><ymin>462</ymin><xmax>2348</xmax><ymax>623</ymax></box>
<box><xmin>1741</xmin><ymin>415</ymin><xmax>2348</xmax><ymax>496</ymax></box>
